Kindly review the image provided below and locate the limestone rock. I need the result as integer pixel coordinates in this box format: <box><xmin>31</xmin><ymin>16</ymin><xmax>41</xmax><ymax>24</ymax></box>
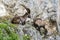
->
<box><xmin>0</xmin><ymin>3</ymin><xmax>8</xmax><ymax>17</ymax></box>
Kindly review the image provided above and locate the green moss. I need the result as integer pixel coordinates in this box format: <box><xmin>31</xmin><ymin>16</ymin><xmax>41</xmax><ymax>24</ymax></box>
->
<box><xmin>0</xmin><ymin>22</ymin><xmax>20</xmax><ymax>40</ymax></box>
<box><xmin>0</xmin><ymin>19</ymin><xmax>31</xmax><ymax>40</ymax></box>
<box><xmin>0</xmin><ymin>23</ymin><xmax>8</xmax><ymax>29</ymax></box>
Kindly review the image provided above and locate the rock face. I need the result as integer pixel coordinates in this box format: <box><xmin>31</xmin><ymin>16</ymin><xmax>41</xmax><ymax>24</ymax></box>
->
<box><xmin>0</xmin><ymin>2</ymin><xmax>8</xmax><ymax>17</ymax></box>
<box><xmin>17</xmin><ymin>24</ymin><xmax>42</xmax><ymax>40</ymax></box>
<box><xmin>0</xmin><ymin>0</ymin><xmax>59</xmax><ymax>40</ymax></box>
<box><xmin>57</xmin><ymin>0</ymin><xmax>60</xmax><ymax>33</ymax></box>
<box><xmin>2</xmin><ymin>0</ymin><xmax>58</xmax><ymax>20</ymax></box>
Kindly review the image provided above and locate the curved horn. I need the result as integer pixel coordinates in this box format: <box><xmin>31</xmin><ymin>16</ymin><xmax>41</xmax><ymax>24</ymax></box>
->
<box><xmin>20</xmin><ymin>4</ymin><xmax>30</xmax><ymax>14</ymax></box>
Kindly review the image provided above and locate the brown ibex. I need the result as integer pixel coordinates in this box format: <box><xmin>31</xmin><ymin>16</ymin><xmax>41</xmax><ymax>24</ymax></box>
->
<box><xmin>11</xmin><ymin>4</ymin><xmax>31</xmax><ymax>25</ymax></box>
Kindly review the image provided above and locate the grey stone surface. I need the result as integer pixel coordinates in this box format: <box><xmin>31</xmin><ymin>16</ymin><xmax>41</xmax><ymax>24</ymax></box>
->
<box><xmin>17</xmin><ymin>24</ymin><xmax>42</xmax><ymax>40</ymax></box>
<box><xmin>0</xmin><ymin>0</ymin><xmax>59</xmax><ymax>40</ymax></box>
<box><xmin>1</xmin><ymin>0</ymin><xmax>58</xmax><ymax>20</ymax></box>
